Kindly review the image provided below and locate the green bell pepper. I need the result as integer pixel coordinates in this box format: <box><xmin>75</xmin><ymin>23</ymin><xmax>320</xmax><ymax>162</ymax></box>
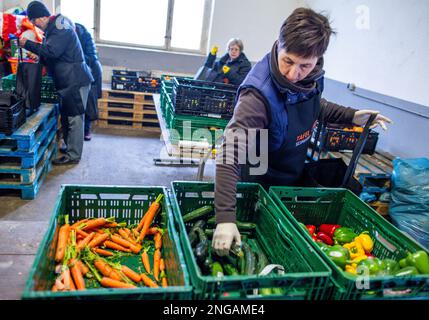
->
<box><xmin>378</xmin><ymin>259</ymin><xmax>400</xmax><ymax>275</ymax></box>
<box><xmin>394</xmin><ymin>266</ymin><xmax>419</xmax><ymax>277</ymax></box>
<box><xmin>333</xmin><ymin>227</ymin><xmax>358</xmax><ymax>245</ymax></box>
<box><xmin>357</xmin><ymin>258</ymin><xmax>383</xmax><ymax>275</ymax></box>
<box><xmin>326</xmin><ymin>245</ymin><xmax>350</xmax><ymax>269</ymax></box>
<box><xmin>316</xmin><ymin>241</ymin><xmax>330</xmax><ymax>253</ymax></box>
<box><xmin>405</xmin><ymin>251</ymin><xmax>429</xmax><ymax>274</ymax></box>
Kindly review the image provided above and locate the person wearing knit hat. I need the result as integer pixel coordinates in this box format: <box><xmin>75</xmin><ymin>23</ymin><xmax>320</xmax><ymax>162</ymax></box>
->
<box><xmin>19</xmin><ymin>1</ymin><xmax>94</xmax><ymax>165</ymax></box>
<box><xmin>26</xmin><ymin>1</ymin><xmax>51</xmax><ymax>23</ymax></box>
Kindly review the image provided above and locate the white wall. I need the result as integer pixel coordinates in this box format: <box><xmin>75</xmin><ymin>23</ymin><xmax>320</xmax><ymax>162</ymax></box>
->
<box><xmin>209</xmin><ymin>0</ymin><xmax>300</xmax><ymax>61</ymax></box>
<box><xmin>301</xmin><ymin>0</ymin><xmax>429</xmax><ymax>107</ymax></box>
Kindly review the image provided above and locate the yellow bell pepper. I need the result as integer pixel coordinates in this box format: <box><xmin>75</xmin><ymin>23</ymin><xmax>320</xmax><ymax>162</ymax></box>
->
<box><xmin>352</xmin><ymin>255</ymin><xmax>367</xmax><ymax>263</ymax></box>
<box><xmin>343</xmin><ymin>241</ymin><xmax>366</xmax><ymax>260</ymax></box>
<box><xmin>345</xmin><ymin>263</ymin><xmax>357</xmax><ymax>274</ymax></box>
<box><xmin>355</xmin><ymin>232</ymin><xmax>374</xmax><ymax>253</ymax></box>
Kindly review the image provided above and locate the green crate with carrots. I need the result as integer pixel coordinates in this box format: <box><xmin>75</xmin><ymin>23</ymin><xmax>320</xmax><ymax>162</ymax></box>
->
<box><xmin>269</xmin><ymin>187</ymin><xmax>429</xmax><ymax>300</ymax></box>
<box><xmin>22</xmin><ymin>185</ymin><xmax>192</xmax><ymax>299</ymax></box>
<box><xmin>170</xmin><ymin>181</ymin><xmax>332</xmax><ymax>300</ymax></box>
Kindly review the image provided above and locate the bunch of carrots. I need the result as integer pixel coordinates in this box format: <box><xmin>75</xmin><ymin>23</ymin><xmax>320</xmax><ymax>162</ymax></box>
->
<box><xmin>51</xmin><ymin>194</ymin><xmax>168</xmax><ymax>292</ymax></box>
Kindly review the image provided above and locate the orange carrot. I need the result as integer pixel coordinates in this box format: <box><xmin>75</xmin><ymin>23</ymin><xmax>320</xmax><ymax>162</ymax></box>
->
<box><xmin>121</xmin><ymin>266</ymin><xmax>141</xmax><ymax>283</ymax></box>
<box><xmin>77</xmin><ymin>235</ymin><xmax>84</xmax><ymax>241</ymax></box>
<box><xmin>74</xmin><ymin>228</ymin><xmax>89</xmax><ymax>238</ymax></box>
<box><xmin>162</xmin><ymin>277</ymin><xmax>168</xmax><ymax>287</ymax></box>
<box><xmin>69</xmin><ymin>276</ymin><xmax>76</xmax><ymax>291</ymax></box>
<box><xmin>136</xmin><ymin>213</ymin><xmax>149</xmax><ymax>232</ymax></box>
<box><xmin>88</xmin><ymin>233</ymin><xmax>109</xmax><ymax>248</ymax></box>
<box><xmin>105</xmin><ymin>222</ymin><xmax>119</xmax><ymax>228</ymax></box>
<box><xmin>153</xmin><ymin>249</ymin><xmax>161</xmax><ymax>281</ymax></box>
<box><xmin>55</xmin><ymin>224</ymin><xmax>70</xmax><ymax>262</ymax></box>
<box><xmin>104</xmin><ymin>240</ymin><xmax>131</xmax><ymax>252</ymax></box>
<box><xmin>71</xmin><ymin>219</ymin><xmax>89</xmax><ymax>229</ymax></box>
<box><xmin>94</xmin><ymin>260</ymin><xmax>122</xmax><ymax>281</ymax></box>
<box><xmin>95</xmin><ymin>229</ymin><xmax>105</xmax><ymax>234</ymax></box>
<box><xmin>141</xmin><ymin>249</ymin><xmax>151</xmax><ymax>273</ymax></box>
<box><xmin>141</xmin><ymin>274</ymin><xmax>159</xmax><ymax>288</ymax></box>
<box><xmin>77</xmin><ymin>232</ymin><xmax>95</xmax><ymax>251</ymax></box>
<box><xmin>77</xmin><ymin>260</ymin><xmax>89</xmax><ymax>276</ymax></box>
<box><xmin>138</xmin><ymin>194</ymin><xmax>164</xmax><ymax>242</ymax></box>
<box><xmin>100</xmin><ymin>277</ymin><xmax>136</xmax><ymax>289</ymax></box>
<box><xmin>154</xmin><ymin>232</ymin><xmax>162</xmax><ymax>250</ymax></box>
<box><xmin>132</xmin><ymin>228</ymin><xmax>140</xmax><ymax>239</ymax></box>
<box><xmin>70</xmin><ymin>259</ymin><xmax>86</xmax><ymax>290</ymax></box>
<box><xmin>111</xmin><ymin>234</ymin><xmax>141</xmax><ymax>254</ymax></box>
<box><xmin>81</xmin><ymin>218</ymin><xmax>107</xmax><ymax>231</ymax></box>
<box><xmin>147</xmin><ymin>227</ymin><xmax>161</xmax><ymax>235</ymax></box>
<box><xmin>92</xmin><ymin>248</ymin><xmax>114</xmax><ymax>257</ymax></box>
<box><xmin>118</xmin><ymin>229</ymin><xmax>139</xmax><ymax>246</ymax></box>
<box><xmin>63</xmin><ymin>268</ymin><xmax>73</xmax><ymax>291</ymax></box>
<box><xmin>160</xmin><ymin>258</ymin><xmax>166</xmax><ymax>272</ymax></box>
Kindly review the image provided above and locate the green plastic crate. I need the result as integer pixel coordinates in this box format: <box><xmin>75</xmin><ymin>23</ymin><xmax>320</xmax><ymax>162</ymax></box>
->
<box><xmin>170</xmin><ymin>181</ymin><xmax>332</xmax><ymax>300</ymax></box>
<box><xmin>22</xmin><ymin>185</ymin><xmax>193</xmax><ymax>300</ymax></box>
<box><xmin>1</xmin><ymin>74</ymin><xmax>60</xmax><ymax>103</ymax></box>
<box><xmin>269</xmin><ymin>187</ymin><xmax>429</xmax><ymax>300</ymax></box>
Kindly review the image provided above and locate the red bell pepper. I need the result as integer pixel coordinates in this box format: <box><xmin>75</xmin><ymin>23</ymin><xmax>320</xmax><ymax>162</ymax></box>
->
<box><xmin>319</xmin><ymin>224</ymin><xmax>341</xmax><ymax>238</ymax></box>
<box><xmin>306</xmin><ymin>225</ymin><xmax>317</xmax><ymax>235</ymax></box>
<box><xmin>316</xmin><ymin>231</ymin><xmax>334</xmax><ymax>245</ymax></box>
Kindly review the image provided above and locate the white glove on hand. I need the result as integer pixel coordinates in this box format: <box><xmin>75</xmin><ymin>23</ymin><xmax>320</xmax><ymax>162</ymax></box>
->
<box><xmin>212</xmin><ymin>223</ymin><xmax>241</xmax><ymax>256</ymax></box>
<box><xmin>352</xmin><ymin>110</ymin><xmax>393</xmax><ymax>130</ymax></box>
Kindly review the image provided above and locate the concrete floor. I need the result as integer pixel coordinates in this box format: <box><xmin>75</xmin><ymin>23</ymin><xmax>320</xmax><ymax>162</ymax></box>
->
<box><xmin>0</xmin><ymin>127</ymin><xmax>215</xmax><ymax>300</ymax></box>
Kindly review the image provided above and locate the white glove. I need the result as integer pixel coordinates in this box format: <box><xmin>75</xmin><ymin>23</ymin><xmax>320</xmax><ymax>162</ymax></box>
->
<box><xmin>352</xmin><ymin>110</ymin><xmax>393</xmax><ymax>130</ymax></box>
<box><xmin>212</xmin><ymin>223</ymin><xmax>241</xmax><ymax>256</ymax></box>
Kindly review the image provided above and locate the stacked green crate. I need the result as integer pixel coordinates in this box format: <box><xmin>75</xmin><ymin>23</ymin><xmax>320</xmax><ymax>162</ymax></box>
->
<box><xmin>1</xmin><ymin>74</ymin><xmax>60</xmax><ymax>103</ymax></box>
<box><xmin>160</xmin><ymin>77</ymin><xmax>230</xmax><ymax>146</ymax></box>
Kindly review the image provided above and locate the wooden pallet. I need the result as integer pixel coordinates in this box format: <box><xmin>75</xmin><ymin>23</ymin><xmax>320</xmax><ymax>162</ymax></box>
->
<box><xmin>98</xmin><ymin>99</ymin><xmax>156</xmax><ymax>113</ymax></box>
<box><xmin>101</xmin><ymin>89</ymin><xmax>155</xmax><ymax>104</ymax></box>
<box><xmin>0</xmin><ymin>104</ymin><xmax>58</xmax><ymax>152</ymax></box>
<box><xmin>96</xmin><ymin>119</ymin><xmax>160</xmax><ymax>133</ymax></box>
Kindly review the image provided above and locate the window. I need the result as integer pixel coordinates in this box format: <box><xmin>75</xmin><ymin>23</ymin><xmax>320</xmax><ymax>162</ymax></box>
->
<box><xmin>56</xmin><ymin>0</ymin><xmax>94</xmax><ymax>36</ymax></box>
<box><xmin>56</xmin><ymin>0</ymin><xmax>212</xmax><ymax>53</ymax></box>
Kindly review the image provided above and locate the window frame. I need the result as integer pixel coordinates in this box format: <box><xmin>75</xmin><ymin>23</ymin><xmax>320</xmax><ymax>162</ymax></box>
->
<box><xmin>54</xmin><ymin>0</ymin><xmax>213</xmax><ymax>54</ymax></box>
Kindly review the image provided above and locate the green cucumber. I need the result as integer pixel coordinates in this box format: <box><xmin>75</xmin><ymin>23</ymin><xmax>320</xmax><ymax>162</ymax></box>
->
<box><xmin>187</xmin><ymin>220</ymin><xmax>206</xmax><ymax>245</ymax></box>
<box><xmin>249</xmin><ymin>239</ymin><xmax>269</xmax><ymax>274</ymax></box>
<box><xmin>194</xmin><ymin>227</ymin><xmax>209</xmax><ymax>263</ymax></box>
<box><xmin>224</xmin><ymin>263</ymin><xmax>239</xmax><ymax>276</ymax></box>
<box><xmin>183</xmin><ymin>205</ymin><xmax>213</xmax><ymax>223</ymax></box>
<box><xmin>211</xmin><ymin>262</ymin><xmax>224</xmax><ymax>277</ymax></box>
<box><xmin>241</xmin><ymin>241</ymin><xmax>256</xmax><ymax>275</ymax></box>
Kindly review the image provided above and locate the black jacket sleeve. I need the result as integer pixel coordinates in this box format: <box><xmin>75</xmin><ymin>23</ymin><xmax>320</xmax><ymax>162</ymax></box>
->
<box><xmin>24</xmin><ymin>26</ymin><xmax>72</xmax><ymax>59</ymax></box>
<box><xmin>225</xmin><ymin>60</ymin><xmax>252</xmax><ymax>85</ymax></box>
<box><xmin>319</xmin><ymin>98</ymin><xmax>357</xmax><ymax>124</ymax></box>
<box><xmin>204</xmin><ymin>52</ymin><xmax>217</xmax><ymax>69</ymax></box>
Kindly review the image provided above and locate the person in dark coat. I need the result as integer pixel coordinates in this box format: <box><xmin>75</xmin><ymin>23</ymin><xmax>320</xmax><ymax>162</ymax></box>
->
<box><xmin>20</xmin><ymin>1</ymin><xmax>93</xmax><ymax>165</ymax></box>
<box><xmin>75</xmin><ymin>23</ymin><xmax>102</xmax><ymax>141</ymax></box>
<box><xmin>202</xmin><ymin>38</ymin><xmax>251</xmax><ymax>85</ymax></box>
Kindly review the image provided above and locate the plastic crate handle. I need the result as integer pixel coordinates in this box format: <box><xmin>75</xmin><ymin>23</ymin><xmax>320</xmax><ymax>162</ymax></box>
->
<box><xmin>341</xmin><ymin>113</ymin><xmax>377</xmax><ymax>187</ymax></box>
